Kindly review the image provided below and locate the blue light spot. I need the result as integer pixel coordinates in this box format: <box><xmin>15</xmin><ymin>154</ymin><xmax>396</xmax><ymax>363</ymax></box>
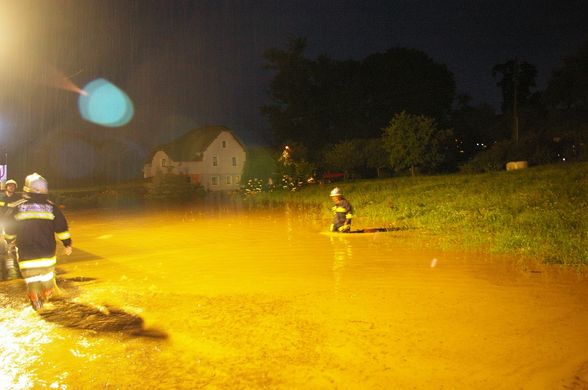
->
<box><xmin>78</xmin><ymin>78</ymin><xmax>134</xmax><ymax>127</ymax></box>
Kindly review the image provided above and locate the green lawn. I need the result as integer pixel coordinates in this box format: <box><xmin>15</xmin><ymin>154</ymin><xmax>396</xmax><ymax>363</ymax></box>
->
<box><xmin>245</xmin><ymin>163</ymin><xmax>588</xmax><ymax>266</ymax></box>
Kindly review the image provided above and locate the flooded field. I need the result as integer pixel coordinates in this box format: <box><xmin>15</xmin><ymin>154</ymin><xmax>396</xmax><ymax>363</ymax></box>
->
<box><xmin>2</xmin><ymin>206</ymin><xmax>588</xmax><ymax>389</ymax></box>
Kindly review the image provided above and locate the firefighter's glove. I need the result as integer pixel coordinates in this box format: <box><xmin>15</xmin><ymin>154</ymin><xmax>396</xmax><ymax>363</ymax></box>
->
<box><xmin>338</xmin><ymin>225</ymin><xmax>351</xmax><ymax>233</ymax></box>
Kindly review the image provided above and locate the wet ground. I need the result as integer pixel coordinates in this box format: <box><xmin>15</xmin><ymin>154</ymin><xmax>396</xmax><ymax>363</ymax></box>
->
<box><xmin>1</xmin><ymin>206</ymin><xmax>588</xmax><ymax>389</ymax></box>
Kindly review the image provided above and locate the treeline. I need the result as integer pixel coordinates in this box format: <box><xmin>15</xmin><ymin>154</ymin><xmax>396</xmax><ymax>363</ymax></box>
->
<box><xmin>248</xmin><ymin>38</ymin><xmax>588</xmax><ymax>181</ymax></box>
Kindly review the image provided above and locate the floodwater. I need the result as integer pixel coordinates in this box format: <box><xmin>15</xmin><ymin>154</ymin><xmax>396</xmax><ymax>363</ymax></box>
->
<box><xmin>1</xmin><ymin>205</ymin><xmax>588</xmax><ymax>389</ymax></box>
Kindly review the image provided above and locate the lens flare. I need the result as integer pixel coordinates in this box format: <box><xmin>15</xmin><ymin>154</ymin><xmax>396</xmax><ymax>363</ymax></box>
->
<box><xmin>46</xmin><ymin>66</ymin><xmax>87</xmax><ymax>96</ymax></box>
<box><xmin>78</xmin><ymin>78</ymin><xmax>134</xmax><ymax>127</ymax></box>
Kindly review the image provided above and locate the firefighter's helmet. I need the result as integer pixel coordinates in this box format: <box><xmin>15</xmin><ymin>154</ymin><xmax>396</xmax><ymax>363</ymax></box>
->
<box><xmin>23</xmin><ymin>173</ymin><xmax>48</xmax><ymax>194</ymax></box>
<box><xmin>329</xmin><ymin>187</ymin><xmax>342</xmax><ymax>197</ymax></box>
<box><xmin>5</xmin><ymin>179</ymin><xmax>17</xmax><ymax>187</ymax></box>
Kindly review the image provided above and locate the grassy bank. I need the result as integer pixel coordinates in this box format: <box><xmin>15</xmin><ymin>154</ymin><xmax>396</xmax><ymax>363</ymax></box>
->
<box><xmin>245</xmin><ymin>163</ymin><xmax>588</xmax><ymax>266</ymax></box>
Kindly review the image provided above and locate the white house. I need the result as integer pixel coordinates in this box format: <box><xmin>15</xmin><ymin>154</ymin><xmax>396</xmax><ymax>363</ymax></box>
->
<box><xmin>143</xmin><ymin>126</ymin><xmax>246</xmax><ymax>191</ymax></box>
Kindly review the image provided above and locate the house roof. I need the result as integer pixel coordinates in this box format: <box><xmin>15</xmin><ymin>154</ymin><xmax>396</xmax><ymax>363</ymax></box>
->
<box><xmin>149</xmin><ymin>125</ymin><xmax>244</xmax><ymax>162</ymax></box>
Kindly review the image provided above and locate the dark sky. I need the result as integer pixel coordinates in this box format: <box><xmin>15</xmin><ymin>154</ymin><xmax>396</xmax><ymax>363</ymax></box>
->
<box><xmin>0</xmin><ymin>0</ymin><xmax>586</xmax><ymax>179</ymax></box>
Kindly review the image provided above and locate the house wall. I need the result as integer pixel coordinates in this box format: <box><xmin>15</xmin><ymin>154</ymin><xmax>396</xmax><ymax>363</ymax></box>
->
<box><xmin>143</xmin><ymin>150</ymin><xmax>173</xmax><ymax>178</ymax></box>
<box><xmin>143</xmin><ymin>130</ymin><xmax>246</xmax><ymax>191</ymax></box>
<box><xmin>200</xmin><ymin>131</ymin><xmax>246</xmax><ymax>191</ymax></box>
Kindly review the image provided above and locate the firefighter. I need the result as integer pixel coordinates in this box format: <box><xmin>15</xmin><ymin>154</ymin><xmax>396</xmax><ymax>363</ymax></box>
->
<box><xmin>329</xmin><ymin>187</ymin><xmax>353</xmax><ymax>232</ymax></box>
<box><xmin>1</xmin><ymin>179</ymin><xmax>21</xmax><ymax>280</ymax></box>
<box><xmin>2</xmin><ymin>179</ymin><xmax>20</xmax><ymax>203</ymax></box>
<box><xmin>4</xmin><ymin>173</ymin><xmax>72</xmax><ymax>310</ymax></box>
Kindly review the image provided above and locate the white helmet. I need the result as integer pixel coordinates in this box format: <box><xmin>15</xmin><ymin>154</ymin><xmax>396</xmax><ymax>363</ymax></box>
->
<box><xmin>329</xmin><ymin>187</ymin><xmax>342</xmax><ymax>197</ymax></box>
<box><xmin>23</xmin><ymin>173</ymin><xmax>48</xmax><ymax>194</ymax></box>
<box><xmin>5</xmin><ymin>179</ymin><xmax>17</xmax><ymax>187</ymax></box>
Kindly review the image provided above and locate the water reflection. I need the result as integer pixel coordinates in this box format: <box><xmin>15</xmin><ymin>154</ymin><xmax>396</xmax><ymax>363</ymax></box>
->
<box><xmin>1</xmin><ymin>208</ymin><xmax>587</xmax><ymax>388</ymax></box>
<box><xmin>329</xmin><ymin>234</ymin><xmax>353</xmax><ymax>294</ymax></box>
<box><xmin>0</xmin><ymin>298</ymin><xmax>55</xmax><ymax>390</ymax></box>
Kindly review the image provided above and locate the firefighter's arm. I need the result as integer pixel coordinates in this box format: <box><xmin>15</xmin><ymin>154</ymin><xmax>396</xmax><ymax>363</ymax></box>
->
<box><xmin>54</xmin><ymin>207</ymin><xmax>73</xmax><ymax>252</ymax></box>
<box><xmin>3</xmin><ymin>232</ymin><xmax>16</xmax><ymax>243</ymax></box>
<box><xmin>345</xmin><ymin>207</ymin><xmax>353</xmax><ymax>224</ymax></box>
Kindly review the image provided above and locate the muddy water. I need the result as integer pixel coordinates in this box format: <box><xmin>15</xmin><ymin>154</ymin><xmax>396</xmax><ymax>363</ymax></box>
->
<box><xmin>1</xmin><ymin>207</ymin><xmax>588</xmax><ymax>389</ymax></box>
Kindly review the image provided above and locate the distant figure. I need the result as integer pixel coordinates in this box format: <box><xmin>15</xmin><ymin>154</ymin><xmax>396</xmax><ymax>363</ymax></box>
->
<box><xmin>329</xmin><ymin>187</ymin><xmax>353</xmax><ymax>233</ymax></box>
<box><xmin>1</xmin><ymin>179</ymin><xmax>21</xmax><ymax>280</ymax></box>
<box><xmin>2</xmin><ymin>179</ymin><xmax>20</xmax><ymax>204</ymax></box>
<box><xmin>4</xmin><ymin>173</ymin><xmax>73</xmax><ymax>310</ymax></box>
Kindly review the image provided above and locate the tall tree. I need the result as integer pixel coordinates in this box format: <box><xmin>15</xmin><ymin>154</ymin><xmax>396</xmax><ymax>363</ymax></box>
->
<box><xmin>492</xmin><ymin>59</ymin><xmax>538</xmax><ymax>143</ymax></box>
<box><xmin>359</xmin><ymin>48</ymin><xmax>456</xmax><ymax>132</ymax></box>
<box><xmin>261</xmin><ymin>38</ymin><xmax>318</xmax><ymax>148</ymax></box>
<box><xmin>545</xmin><ymin>40</ymin><xmax>588</xmax><ymax>119</ymax></box>
<box><xmin>262</xmin><ymin>39</ymin><xmax>456</xmax><ymax>153</ymax></box>
<box><xmin>544</xmin><ymin>40</ymin><xmax>588</xmax><ymax>160</ymax></box>
<box><xmin>382</xmin><ymin>111</ymin><xmax>452</xmax><ymax>176</ymax></box>
<box><xmin>492</xmin><ymin>59</ymin><xmax>538</xmax><ymax>114</ymax></box>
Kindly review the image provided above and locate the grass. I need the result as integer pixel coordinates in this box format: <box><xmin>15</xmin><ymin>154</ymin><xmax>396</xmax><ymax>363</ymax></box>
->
<box><xmin>244</xmin><ymin>162</ymin><xmax>588</xmax><ymax>266</ymax></box>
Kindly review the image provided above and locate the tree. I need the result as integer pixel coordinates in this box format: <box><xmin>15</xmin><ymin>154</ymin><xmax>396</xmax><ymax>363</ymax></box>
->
<box><xmin>324</xmin><ymin>140</ymin><xmax>361</xmax><ymax>180</ymax></box>
<box><xmin>241</xmin><ymin>147</ymin><xmax>277</xmax><ymax>183</ymax></box>
<box><xmin>359</xmin><ymin>48</ymin><xmax>456</xmax><ymax>131</ymax></box>
<box><xmin>275</xmin><ymin>143</ymin><xmax>316</xmax><ymax>190</ymax></box>
<box><xmin>492</xmin><ymin>59</ymin><xmax>538</xmax><ymax>143</ymax></box>
<box><xmin>545</xmin><ymin>40</ymin><xmax>588</xmax><ymax>114</ymax></box>
<box><xmin>382</xmin><ymin>111</ymin><xmax>452</xmax><ymax>176</ymax></box>
<box><xmin>262</xmin><ymin>39</ymin><xmax>456</xmax><ymax>153</ymax></box>
<box><xmin>146</xmin><ymin>172</ymin><xmax>199</xmax><ymax>201</ymax></box>
<box><xmin>544</xmin><ymin>40</ymin><xmax>588</xmax><ymax>161</ymax></box>
<box><xmin>492</xmin><ymin>59</ymin><xmax>538</xmax><ymax>114</ymax></box>
<box><xmin>360</xmin><ymin>138</ymin><xmax>389</xmax><ymax>178</ymax></box>
<box><xmin>261</xmin><ymin>38</ymin><xmax>318</xmax><ymax>148</ymax></box>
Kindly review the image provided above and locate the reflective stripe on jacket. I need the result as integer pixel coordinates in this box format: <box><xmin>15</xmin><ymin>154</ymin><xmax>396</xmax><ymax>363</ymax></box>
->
<box><xmin>4</xmin><ymin>194</ymin><xmax>71</xmax><ymax>261</ymax></box>
<box><xmin>332</xmin><ymin>197</ymin><xmax>354</xmax><ymax>227</ymax></box>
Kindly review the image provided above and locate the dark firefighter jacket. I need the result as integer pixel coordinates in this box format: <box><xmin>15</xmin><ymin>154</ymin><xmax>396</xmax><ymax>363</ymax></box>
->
<box><xmin>1</xmin><ymin>192</ymin><xmax>22</xmax><ymax>205</ymax></box>
<box><xmin>1</xmin><ymin>192</ymin><xmax>22</xmax><ymax>221</ymax></box>
<box><xmin>332</xmin><ymin>197</ymin><xmax>354</xmax><ymax>228</ymax></box>
<box><xmin>4</xmin><ymin>194</ymin><xmax>71</xmax><ymax>261</ymax></box>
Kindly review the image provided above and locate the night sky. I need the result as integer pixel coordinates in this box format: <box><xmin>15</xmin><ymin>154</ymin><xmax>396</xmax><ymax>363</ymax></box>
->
<box><xmin>0</xmin><ymin>0</ymin><xmax>586</xmax><ymax>180</ymax></box>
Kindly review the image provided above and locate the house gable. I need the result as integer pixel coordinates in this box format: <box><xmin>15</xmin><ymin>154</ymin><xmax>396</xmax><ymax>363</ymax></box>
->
<box><xmin>144</xmin><ymin>126</ymin><xmax>246</xmax><ymax>191</ymax></box>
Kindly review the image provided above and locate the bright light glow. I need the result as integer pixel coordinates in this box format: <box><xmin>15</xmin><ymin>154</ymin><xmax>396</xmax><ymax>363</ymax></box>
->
<box><xmin>0</xmin><ymin>7</ymin><xmax>20</xmax><ymax>58</ymax></box>
<box><xmin>78</xmin><ymin>78</ymin><xmax>134</xmax><ymax>127</ymax></box>
<box><xmin>0</xmin><ymin>306</ymin><xmax>55</xmax><ymax>389</ymax></box>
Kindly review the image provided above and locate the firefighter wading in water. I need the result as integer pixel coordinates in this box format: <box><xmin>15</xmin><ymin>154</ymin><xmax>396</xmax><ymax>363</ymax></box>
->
<box><xmin>4</xmin><ymin>173</ymin><xmax>72</xmax><ymax>310</ymax></box>
<box><xmin>329</xmin><ymin>187</ymin><xmax>353</xmax><ymax>232</ymax></box>
<box><xmin>1</xmin><ymin>179</ymin><xmax>22</xmax><ymax>280</ymax></box>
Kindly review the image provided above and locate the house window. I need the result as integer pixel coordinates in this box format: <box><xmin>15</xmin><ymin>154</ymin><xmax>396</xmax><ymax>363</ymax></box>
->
<box><xmin>226</xmin><ymin>175</ymin><xmax>232</xmax><ymax>185</ymax></box>
<box><xmin>232</xmin><ymin>157</ymin><xmax>237</xmax><ymax>166</ymax></box>
<box><xmin>234</xmin><ymin>175</ymin><xmax>240</xmax><ymax>184</ymax></box>
<box><xmin>161</xmin><ymin>159</ymin><xmax>166</xmax><ymax>167</ymax></box>
<box><xmin>211</xmin><ymin>176</ymin><xmax>219</xmax><ymax>186</ymax></box>
<box><xmin>212</xmin><ymin>156</ymin><xmax>218</xmax><ymax>166</ymax></box>
<box><xmin>222</xmin><ymin>140</ymin><xmax>227</xmax><ymax>148</ymax></box>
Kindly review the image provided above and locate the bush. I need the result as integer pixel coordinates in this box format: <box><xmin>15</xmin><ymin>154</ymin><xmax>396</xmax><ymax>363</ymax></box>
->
<box><xmin>460</xmin><ymin>135</ymin><xmax>561</xmax><ymax>173</ymax></box>
<box><xmin>146</xmin><ymin>173</ymin><xmax>203</xmax><ymax>201</ymax></box>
